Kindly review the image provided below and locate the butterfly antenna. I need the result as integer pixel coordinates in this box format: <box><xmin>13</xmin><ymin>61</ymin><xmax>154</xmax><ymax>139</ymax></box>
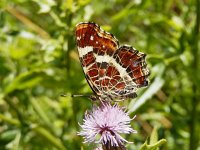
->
<box><xmin>60</xmin><ymin>93</ymin><xmax>96</xmax><ymax>101</ymax></box>
<box><xmin>60</xmin><ymin>93</ymin><xmax>91</xmax><ymax>98</ymax></box>
<box><xmin>71</xmin><ymin>94</ymin><xmax>92</xmax><ymax>98</ymax></box>
<box><xmin>72</xmin><ymin>94</ymin><xmax>98</xmax><ymax>102</ymax></box>
<box><xmin>60</xmin><ymin>93</ymin><xmax>71</xmax><ymax>97</ymax></box>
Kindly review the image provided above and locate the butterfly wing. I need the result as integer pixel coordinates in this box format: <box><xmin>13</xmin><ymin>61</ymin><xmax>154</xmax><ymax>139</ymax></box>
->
<box><xmin>75</xmin><ymin>22</ymin><xmax>119</xmax><ymax>96</ymax></box>
<box><xmin>110</xmin><ymin>46</ymin><xmax>149</xmax><ymax>99</ymax></box>
<box><xmin>76</xmin><ymin>22</ymin><xmax>149</xmax><ymax>101</ymax></box>
<box><xmin>97</xmin><ymin>45</ymin><xmax>149</xmax><ymax>100</ymax></box>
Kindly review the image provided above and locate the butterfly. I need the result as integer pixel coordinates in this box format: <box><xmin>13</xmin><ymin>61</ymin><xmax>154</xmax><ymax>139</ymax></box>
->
<box><xmin>75</xmin><ymin>22</ymin><xmax>149</xmax><ymax>101</ymax></box>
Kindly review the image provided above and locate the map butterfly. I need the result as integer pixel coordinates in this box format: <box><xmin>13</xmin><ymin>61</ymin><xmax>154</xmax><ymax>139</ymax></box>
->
<box><xmin>75</xmin><ymin>22</ymin><xmax>150</xmax><ymax>101</ymax></box>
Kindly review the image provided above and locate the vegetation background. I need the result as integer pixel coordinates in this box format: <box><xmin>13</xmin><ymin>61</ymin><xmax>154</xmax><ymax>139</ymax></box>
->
<box><xmin>0</xmin><ymin>0</ymin><xmax>199</xmax><ymax>149</ymax></box>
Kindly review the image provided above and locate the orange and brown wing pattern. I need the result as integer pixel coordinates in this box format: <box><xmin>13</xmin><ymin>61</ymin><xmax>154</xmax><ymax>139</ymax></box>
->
<box><xmin>76</xmin><ymin>22</ymin><xmax>119</xmax><ymax>56</ymax></box>
<box><xmin>75</xmin><ymin>22</ymin><xmax>119</xmax><ymax>97</ymax></box>
<box><xmin>99</xmin><ymin>46</ymin><xmax>149</xmax><ymax>100</ymax></box>
<box><xmin>75</xmin><ymin>22</ymin><xmax>149</xmax><ymax>101</ymax></box>
<box><xmin>114</xmin><ymin>46</ymin><xmax>149</xmax><ymax>87</ymax></box>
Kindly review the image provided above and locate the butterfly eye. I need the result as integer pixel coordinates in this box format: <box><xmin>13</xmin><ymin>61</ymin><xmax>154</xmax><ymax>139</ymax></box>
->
<box><xmin>143</xmin><ymin>80</ymin><xmax>148</xmax><ymax>86</ymax></box>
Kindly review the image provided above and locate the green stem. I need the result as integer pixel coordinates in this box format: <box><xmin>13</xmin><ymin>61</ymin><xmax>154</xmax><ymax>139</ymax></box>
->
<box><xmin>189</xmin><ymin>0</ymin><xmax>199</xmax><ymax>149</ymax></box>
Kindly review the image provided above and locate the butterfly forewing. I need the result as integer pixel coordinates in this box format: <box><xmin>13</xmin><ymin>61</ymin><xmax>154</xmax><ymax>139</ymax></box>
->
<box><xmin>76</xmin><ymin>22</ymin><xmax>119</xmax><ymax>96</ymax></box>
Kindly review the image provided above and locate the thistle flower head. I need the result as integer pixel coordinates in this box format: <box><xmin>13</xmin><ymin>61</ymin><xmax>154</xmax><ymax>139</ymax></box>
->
<box><xmin>78</xmin><ymin>104</ymin><xmax>137</xmax><ymax>147</ymax></box>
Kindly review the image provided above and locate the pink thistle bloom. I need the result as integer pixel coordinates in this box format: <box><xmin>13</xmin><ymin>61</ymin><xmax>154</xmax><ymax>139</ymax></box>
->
<box><xmin>78</xmin><ymin>104</ymin><xmax>137</xmax><ymax>147</ymax></box>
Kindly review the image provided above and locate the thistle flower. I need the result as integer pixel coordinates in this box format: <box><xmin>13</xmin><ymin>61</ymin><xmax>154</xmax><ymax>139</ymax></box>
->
<box><xmin>78</xmin><ymin>104</ymin><xmax>137</xmax><ymax>148</ymax></box>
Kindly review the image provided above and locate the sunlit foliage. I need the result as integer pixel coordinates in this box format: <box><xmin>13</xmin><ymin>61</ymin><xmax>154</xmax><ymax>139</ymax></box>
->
<box><xmin>0</xmin><ymin>0</ymin><xmax>199</xmax><ymax>149</ymax></box>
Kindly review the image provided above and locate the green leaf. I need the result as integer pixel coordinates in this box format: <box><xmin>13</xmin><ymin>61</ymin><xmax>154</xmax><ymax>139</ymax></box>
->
<box><xmin>30</xmin><ymin>97</ymin><xmax>52</xmax><ymax>127</ymax></box>
<box><xmin>4</xmin><ymin>70</ymin><xmax>44</xmax><ymax>95</ymax></box>
<box><xmin>8</xmin><ymin>131</ymin><xmax>21</xmax><ymax>150</ymax></box>
<box><xmin>0</xmin><ymin>114</ymin><xmax>20</xmax><ymax>126</ymax></box>
<box><xmin>150</xmin><ymin>128</ymin><xmax>158</xmax><ymax>145</ymax></box>
<box><xmin>32</xmin><ymin>0</ymin><xmax>56</xmax><ymax>13</ymax></box>
<box><xmin>0</xmin><ymin>130</ymin><xmax>19</xmax><ymax>146</ymax></box>
<box><xmin>139</xmin><ymin>139</ymin><xmax>167</xmax><ymax>150</ymax></box>
<box><xmin>32</xmin><ymin>126</ymin><xmax>66</xmax><ymax>150</ymax></box>
<box><xmin>8</xmin><ymin>37</ymin><xmax>35</xmax><ymax>59</ymax></box>
<box><xmin>140</xmin><ymin>128</ymin><xmax>166</xmax><ymax>150</ymax></box>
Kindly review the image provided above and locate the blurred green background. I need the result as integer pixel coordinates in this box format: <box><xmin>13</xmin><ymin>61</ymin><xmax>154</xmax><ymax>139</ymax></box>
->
<box><xmin>0</xmin><ymin>0</ymin><xmax>199</xmax><ymax>149</ymax></box>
